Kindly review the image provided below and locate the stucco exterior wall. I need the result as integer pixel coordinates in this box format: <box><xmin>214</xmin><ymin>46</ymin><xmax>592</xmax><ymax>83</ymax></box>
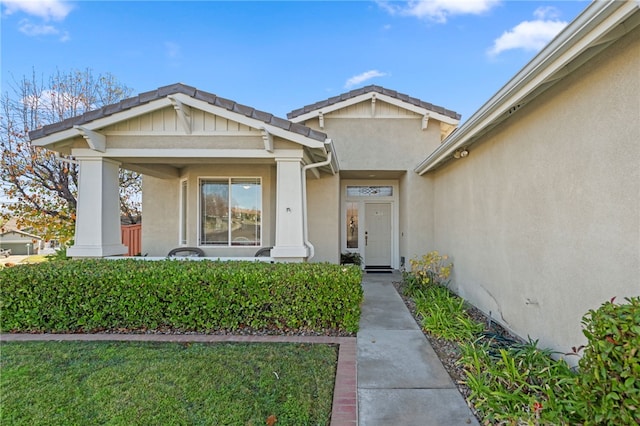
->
<box><xmin>431</xmin><ymin>26</ymin><xmax>640</xmax><ymax>358</ymax></box>
<box><xmin>399</xmin><ymin>172</ymin><xmax>435</xmax><ymax>266</ymax></box>
<box><xmin>142</xmin><ymin>175</ymin><xmax>180</xmax><ymax>256</ymax></box>
<box><xmin>142</xmin><ymin>163</ymin><xmax>275</xmax><ymax>257</ymax></box>
<box><xmin>307</xmin><ymin>173</ymin><xmax>340</xmax><ymax>263</ymax></box>
<box><xmin>322</xmin><ymin>117</ymin><xmax>443</xmax><ymax>171</ymax></box>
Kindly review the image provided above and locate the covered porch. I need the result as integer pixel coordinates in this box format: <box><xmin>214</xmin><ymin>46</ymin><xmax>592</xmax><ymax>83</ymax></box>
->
<box><xmin>29</xmin><ymin>84</ymin><xmax>338</xmax><ymax>262</ymax></box>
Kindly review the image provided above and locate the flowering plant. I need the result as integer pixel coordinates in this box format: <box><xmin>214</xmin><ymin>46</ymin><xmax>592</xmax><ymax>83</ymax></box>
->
<box><xmin>409</xmin><ymin>251</ymin><xmax>452</xmax><ymax>287</ymax></box>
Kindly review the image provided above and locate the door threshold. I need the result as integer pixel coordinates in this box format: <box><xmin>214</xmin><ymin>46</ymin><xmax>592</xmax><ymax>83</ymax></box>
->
<box><xmin>365</xmin><ymin>266</ymin><xmax>393</xmax><ymax>273</ymax></box>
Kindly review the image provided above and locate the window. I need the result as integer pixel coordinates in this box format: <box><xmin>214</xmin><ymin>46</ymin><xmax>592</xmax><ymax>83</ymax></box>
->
<box><xmin>200</xmin><ymin>178</ymin><xmax>261</xmax><ymax>246</ymax></box>
<box><xmin>346</xmin><ymin>202</ymin><xmax>358</xmax><ymax>248</ymax></box>
<box><xmin>346</xmin><ymin>185</ymin><xmax>393</xmax><ymax>197</ymax></box>
<box><xmin>180</xmin><ymin>180</ymin><xmax>187</xmax><ymax>245</ymax></box>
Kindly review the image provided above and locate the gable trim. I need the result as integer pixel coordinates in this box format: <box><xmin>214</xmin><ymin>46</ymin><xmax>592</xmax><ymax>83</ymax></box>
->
<box><xmin>289</xmin><ymin>91</ymin><xmax>460</xmax><ymax>126</ymax></box>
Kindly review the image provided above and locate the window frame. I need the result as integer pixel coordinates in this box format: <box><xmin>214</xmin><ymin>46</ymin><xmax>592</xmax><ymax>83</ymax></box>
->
<box><xmin>198</xmin><ymin>177</ymin><xmax>262</xmax><ymax>247</ymax></box>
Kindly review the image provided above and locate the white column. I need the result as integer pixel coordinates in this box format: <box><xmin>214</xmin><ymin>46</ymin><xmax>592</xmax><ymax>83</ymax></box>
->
<box><xmin>67</xmin><ymin>157</ymin><xmax>127</xmax><ymax>257</ymax></box>
<box><xmin>271</xmin><ymin>157</ymin><xmax>308</xmax><ymax>261</ymax></box>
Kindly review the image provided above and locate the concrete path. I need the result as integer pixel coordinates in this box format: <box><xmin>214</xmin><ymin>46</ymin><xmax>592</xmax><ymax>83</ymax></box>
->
<box><xmin>357</xmin><ymin>271</ymin><xmax>479</xmax><ymax>425</ymax></box>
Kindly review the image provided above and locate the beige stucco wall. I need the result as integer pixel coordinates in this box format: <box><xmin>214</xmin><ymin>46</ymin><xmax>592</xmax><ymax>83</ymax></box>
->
<box><xmin>431</xmin><ymin>25</ymin><xmax>640</xmax><ymax>359</ymax></box>
<box><xmin>320</xmin><ymin>116</ymin><xmax>443</xmax><ymax>171</ymax></box>
<box><xmin>399</xmin><ymin>172</ymin><xmax>435</xmax><ymax>266</ymax></box>
<box><xmin>142</xmin><ymin>163</ymin><xmax>275</xmax><ymax>257</ymax></box>
<box><xmin>142</xmin><ymin>175</ymin><xmax>180</xmax><ymax>256</ymax></box>
<box><xmin>307</xmin><ymin>173</ymin><xmax>340</xmax><ymax>263</ymax></box>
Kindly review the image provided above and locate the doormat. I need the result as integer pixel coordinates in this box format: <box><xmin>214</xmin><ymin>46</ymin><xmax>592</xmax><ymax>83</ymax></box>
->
<box><xmin>365</xmin><ymin>267</ymin><xmax>393</xmax><ymax>274</ymax></box>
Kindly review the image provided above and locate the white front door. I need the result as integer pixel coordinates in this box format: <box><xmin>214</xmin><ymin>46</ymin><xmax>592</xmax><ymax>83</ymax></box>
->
<box><xmin>364</xmin><ymin>203</ymin><xmax>392</xmax><ymax>267</ymax></box>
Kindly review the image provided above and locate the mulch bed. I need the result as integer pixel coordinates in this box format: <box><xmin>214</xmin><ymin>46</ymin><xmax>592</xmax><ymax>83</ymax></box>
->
<box><xmin>392</xmin><ymin>279</ymin><xmax>522</xmax><ymax>421</ymax></box>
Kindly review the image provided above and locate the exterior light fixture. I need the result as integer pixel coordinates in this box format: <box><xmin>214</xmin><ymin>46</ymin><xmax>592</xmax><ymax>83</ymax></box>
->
<box><xmin>453</xmin><ymin>148</ymin><xmax>469</xmax><ymax>159</ymax></box>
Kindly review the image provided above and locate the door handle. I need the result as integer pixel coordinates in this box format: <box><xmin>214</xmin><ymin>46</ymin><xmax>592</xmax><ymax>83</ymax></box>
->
<box><xmin>365</xmin><ymin>231</ymin><xmax>368</xmax><ymax>246</ymax></box>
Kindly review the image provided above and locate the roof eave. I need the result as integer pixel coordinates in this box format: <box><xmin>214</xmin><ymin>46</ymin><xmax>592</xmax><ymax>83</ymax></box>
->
<box><xmin>290</xmin><ymin>91</ymin><xmax>460</xmax><ymax>126</ymax></box>
<box><xmin>415</xmin><ymin>0</ymin><xmax>640</xmax><ymax>175</ymax></box>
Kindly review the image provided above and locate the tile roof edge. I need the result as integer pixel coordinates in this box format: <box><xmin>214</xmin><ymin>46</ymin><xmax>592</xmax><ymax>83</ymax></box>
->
<box><xmin>286</xmin><ymin>85</ymin><xmax>460</xmax><ymax>120</ymax></box>
<box><xmin>29</xmin><ymin>83</ymin><xmax>327</xmax><ymax>143</ymax></box>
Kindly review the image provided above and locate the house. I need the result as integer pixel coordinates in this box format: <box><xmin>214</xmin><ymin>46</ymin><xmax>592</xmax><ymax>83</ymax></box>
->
<box><xmin>29</xmin><ymin>1</ymin><xmax>638</xmax><ymax>357</ymax></box>
<box><xmin>0</xmin><ymin>218</ymin><xmax>44</xmax><ymax>255</ymax></box>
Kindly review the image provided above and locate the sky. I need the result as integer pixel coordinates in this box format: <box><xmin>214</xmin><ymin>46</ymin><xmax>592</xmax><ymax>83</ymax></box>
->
<box><xmin>1</xmin><ymin>0</ymin><xmax>590</xmax><ymax>123</ymax></box>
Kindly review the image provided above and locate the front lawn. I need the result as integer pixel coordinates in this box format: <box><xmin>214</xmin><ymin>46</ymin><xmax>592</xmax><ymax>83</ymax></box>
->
<box><xmin>1</xmin><ymin>341</ymin><xmax>337</xmax><ymax>425</ymax></box>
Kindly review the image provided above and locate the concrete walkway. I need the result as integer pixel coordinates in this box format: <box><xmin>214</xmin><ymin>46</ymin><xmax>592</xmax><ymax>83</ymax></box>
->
<box><xmin>357</xmin><ymin>271</ymin><xmax>479</xmax><ymax>425</ymax></box>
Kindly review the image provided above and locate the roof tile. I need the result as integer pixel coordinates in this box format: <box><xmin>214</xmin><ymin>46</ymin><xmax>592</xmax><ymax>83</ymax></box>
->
<box><xmin>214</xmin><ymin>96</ymin><xmax>235</xmax><ymax>110</ymax></box>
<box><xmin>102</xmin><ymin>102</ymin><xmax>123</xmax><ymax>116</ymax></box>
<box><xmin>158</xmin><ymin>83</ymin><xmax>195</xmax><ymax>97</ymax></box>
<box><xmin>119</xmin><ymin>96</ymin><xmax>141</xmax><ymax>111</ymax></box>
<box><xmin>252</xmin><ymin>109</ymin><xmax>273</xmax><ymax>122</ymax></box>
<box><xmin>308</xmin><ymin>128</ymin><xmax>326</xmax><ymax>141</ymax></box>
<box><xmin>232</xmin><ymin>103</ymin><xmax>254</xmax><ymax>117</ymax></box>
<box><xmin>78</xmin><ymin>108</ymin><xmax>104</xmax><ymax>123</ymax></box>
<box><xmin>289</xmin><ymin>122</ymin><xmax>310</xmax><ymax>137</ymax></box>
<box><xmin>138</xmin><ymin>89</ymin><xmax>159</xmax><ymax>103</ymax></box>
<box><xmin>269</xmin><ymin>116</ymin><xmax>291</xmax><ymax>131</ymax></box>
<box><xmin>193</xmin><ymin>90</ymin><xmax>217</xmax><ymax>104</ymax></box>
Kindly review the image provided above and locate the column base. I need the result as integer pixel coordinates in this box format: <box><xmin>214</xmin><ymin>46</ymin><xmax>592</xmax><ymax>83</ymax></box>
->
<box><xmin>67</xmin><ymin>244</ymin><xmax>128</xmax><ymax>258</ymax></box>
<box><xmin>270</xmin><ymin>245</ymin><xmax>309</xmax><ymax>262</ymax></box>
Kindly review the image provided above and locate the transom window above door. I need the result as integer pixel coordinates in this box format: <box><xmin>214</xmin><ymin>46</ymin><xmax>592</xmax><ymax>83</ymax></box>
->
<box><xmin>346</xmin><ymin>185</ymin><xmax>393</xmax><ymax>197</ymax></box>
<box><xmin>199</xmin><ymin>178</ymin><xmax>261</xmax><ymax>246</ymax></box>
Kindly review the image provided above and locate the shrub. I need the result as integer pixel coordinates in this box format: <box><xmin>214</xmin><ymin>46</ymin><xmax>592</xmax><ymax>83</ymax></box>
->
<box><xmin>459</xmin><ymin>338</ymin><xmax>580</xmax><ymax>425</ymax></box>
<box><xmin>414</xmin><ymin>286</ymin><xmax>483</xmax><ymax>342</ymax></box>
<box><xmin>404</xmin><ymin>251</ymin><xmax>452</xmax><ymax>296</ymax></box>
<box><xmin>576</xmin><ymin>296</ymin><xmax>640</xmax><ymax>425</ymax></box>
<box><xmin>0</xmin><ymin>259</ymin><xmax>363</xmax><ymax>334</ymax></box>
<box><xmin>340</xmin><ymin>252</ymin><xmax>362</xmax><ymax>266</ymax></box>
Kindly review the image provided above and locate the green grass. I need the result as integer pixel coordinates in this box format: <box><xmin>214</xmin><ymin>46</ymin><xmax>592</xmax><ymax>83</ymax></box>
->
<box><xmin>1</xmin><ymin>341</ymin><xmax>338</xmax><ymax>425</ymax></box>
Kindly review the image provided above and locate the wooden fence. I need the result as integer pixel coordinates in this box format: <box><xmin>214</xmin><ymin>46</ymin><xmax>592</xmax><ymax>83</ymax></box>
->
<box><xmin>121</xmin><ymin>224</ymin><xmax>142</xmax><ymax>256</ymax></box>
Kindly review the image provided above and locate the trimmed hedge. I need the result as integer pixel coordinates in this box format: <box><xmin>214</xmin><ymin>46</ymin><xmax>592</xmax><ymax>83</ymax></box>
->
<box><xmin>576</xmin><ymin>296</ymin><xmax>640</xmax><ymax>425</ymax></box>
<box><xmin>0</xmin><ymin>259</ymin><xmax>363</xmax><ymax>333</ymax></box>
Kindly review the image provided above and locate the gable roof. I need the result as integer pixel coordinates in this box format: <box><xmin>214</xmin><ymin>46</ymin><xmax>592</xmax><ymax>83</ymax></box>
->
<box><xmin>29</xmin><ymin>83</ymin><xmax>328</xmax><ymax>145</ymax></box>
<box><xmin>287</xmin><ymin>85</ymin><xmax>461</xmax><ymax>124</ymax></box>
<box><xmin>415</xmin><ymin>0</ymin><xmax>640</xmax><ymax>174</ymax></box>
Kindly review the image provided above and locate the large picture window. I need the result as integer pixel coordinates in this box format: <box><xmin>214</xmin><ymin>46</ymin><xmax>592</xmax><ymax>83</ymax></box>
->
<box><xmin>200</xmin><ymin>178</ymin><xmax>261</xmax><ymax>246</ymax></box>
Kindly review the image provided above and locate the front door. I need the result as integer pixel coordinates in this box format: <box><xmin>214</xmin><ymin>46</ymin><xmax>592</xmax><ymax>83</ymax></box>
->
<box><xmin>364</xmin><ymin>203</ymin><xmax>391</xmax><ymax>267</ymax></box>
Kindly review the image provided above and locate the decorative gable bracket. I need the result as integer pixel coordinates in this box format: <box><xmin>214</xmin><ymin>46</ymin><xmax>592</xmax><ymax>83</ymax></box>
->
<box><xmin>371</xmin><ymin>93</ymin><xmax>377</xmax><ymax>117</ymax></box>
<box><xmin>261</xmin><ymin>128</ymin><xmax>274</xmax><ymax>153</ymax></box>
<box><xmin>168</xmin><ymin>95</ymin><xmax>192</xmax><ymax>134</ymax></box>
<box><xmin>422</xmin><ymin>113</ymin><xmax>430</xmax><ymax>130</ymax></box>
<box><xmin>74</xmin><ymin>126</ymin><xmax>106</xmax><ymax>152</ymax></box>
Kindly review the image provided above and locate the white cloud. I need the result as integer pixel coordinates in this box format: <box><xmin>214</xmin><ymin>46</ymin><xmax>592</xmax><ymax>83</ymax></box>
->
<box><xmin>18</xmin><ymin>19</ymin><xmax>58</xmax><ymax>36</ymax></box>
<box><xmin>533</xmin><ymin>6</ymin><xmax>560</xmax><ymax>20</ymax></box>
<box><xmin>378</xmin><ymin>0</ymin><xmax>500</xmax><ymax>23</ymax></box>
<box><xmin>344</xmin><ymin>70</ymin><xmax>387</xmax><ymax>89</ymax></box>
<box><xmin>488</xmin><ymin>16</ymin><xmax>567</xmax><ymax>56</ymax></box>
<box><xmin>17</xmin><ymin>18</ymin><xmax>70</xmax><ymax>41</ymax></box>
<box><xmin>2</xmin><ymin>0</ymin><xmax>72</xmax><ymax>40</ymax></box>
<box><xmin>1</xmin><ymin>0</ymin><xmax>73</xmax><ymax>21</ymax></box>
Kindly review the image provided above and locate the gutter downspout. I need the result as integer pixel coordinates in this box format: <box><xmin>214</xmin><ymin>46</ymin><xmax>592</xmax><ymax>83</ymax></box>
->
<box><xmin>301</xmin><ymin>147</ymin><xmax>333</xmax><ymax>261</ymax></box>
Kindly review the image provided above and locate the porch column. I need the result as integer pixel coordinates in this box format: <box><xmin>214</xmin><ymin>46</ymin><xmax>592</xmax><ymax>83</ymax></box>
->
<box><xmin>67</xmin><ymin>157</ymin><xmax>127</xmax><ymax>257</ymax></box>
<box><xmin>271</xmin><ymin>157</ymin><xmax>308</xmax><ymax>262</ymax></box>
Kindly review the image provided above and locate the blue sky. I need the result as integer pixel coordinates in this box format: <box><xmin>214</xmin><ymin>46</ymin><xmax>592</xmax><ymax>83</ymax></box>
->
<box><xmin>1</xmin><ymin>0</ymin><xmax>589</xmax><ymax>123</ymax></box>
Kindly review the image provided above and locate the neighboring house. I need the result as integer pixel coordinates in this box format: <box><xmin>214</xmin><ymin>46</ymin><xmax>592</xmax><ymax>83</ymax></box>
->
<box><xmin>0</xmin><ymin>218</ymin><xmax>44</xmax><ymax>255</ymax></box>
<box><xmin>29</xmin><ymin>1</ymin><xmax>638</xmax><ymax>358</ymax></box>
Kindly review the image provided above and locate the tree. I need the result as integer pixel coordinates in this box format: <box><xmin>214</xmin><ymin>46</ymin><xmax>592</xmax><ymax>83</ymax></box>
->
<box><xmin>0</xmin><ymin>69</ymin><xmax>140</xmax><ymax>243</ymax></box>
